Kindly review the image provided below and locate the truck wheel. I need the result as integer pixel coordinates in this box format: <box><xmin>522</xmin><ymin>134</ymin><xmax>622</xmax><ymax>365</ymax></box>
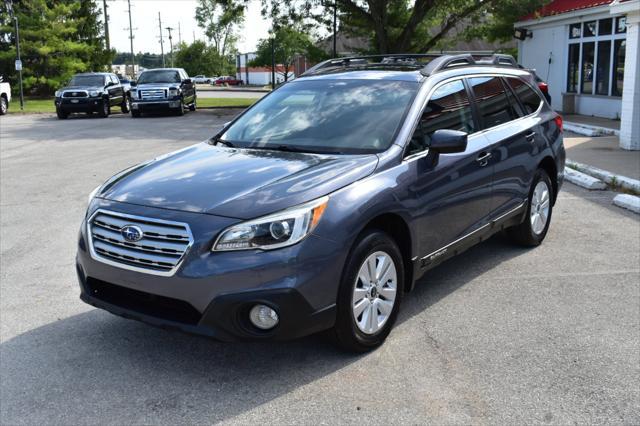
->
<box><xmin>0</xmin><ymin>96</ymin><xmax>7</xmax><ymax>115</ymax></box>
<box><xmin>507</xmin><ymin>169</ymin><xmax>554</xmax><ymax>246</ymax></box>
<box><xmin>331</xmin><ymin>229</ymin><xmax>403</xmax><ymax>352</ymax></box>
<box><xmin>131</xmin><ymin>110</ymin><xmax>140</xmax><ymax>118</ymax></box>
<box><xmin>174</xmin><ymin>103</ymin><xmax>184</xmax><ymax>116</ymax></box>
<box><xmin>189</xmin><ymin>97</ymin><xmax>197</xmax><ymax>112</ymax></box>
<box><xmin>98</xmin><ymin>99</ymin><xmax>110</xmax><ymax>118</ymax></box>
<box><xmin>56</xmin><ymin>107</ymin><xmax>68</xmax><ymax>119</ymax></box>
<box><xmin>121</xmin><ymin>95</ymin><xmax>130</xmax><ymax>113</ymax></box>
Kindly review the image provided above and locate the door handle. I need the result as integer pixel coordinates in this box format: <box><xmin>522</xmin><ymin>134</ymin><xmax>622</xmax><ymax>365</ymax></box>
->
<box><xmin>476</xmin><ymin>152</ymin><xmax>492</xmax><ymax>166</ymax></box>
<box><xmin>525</xmin><ymin>131</ymin><xmax>536</xmax><ymax>142</ymax></box>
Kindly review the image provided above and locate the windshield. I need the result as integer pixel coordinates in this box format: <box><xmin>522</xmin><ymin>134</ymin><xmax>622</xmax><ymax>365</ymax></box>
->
<box><xmin>221</xmin><ymin>79</ymin><xmax>418</xmax><ymax>154</ymax></box>
<box><xmin>69</xmin><ymin>75</ymin><xmax>105</xmax><ymax>86</ymax></box>
<box><xmin>137</xmin><ymin>70</ymin><xmax>181</xmax><ymax>84</ymax></box>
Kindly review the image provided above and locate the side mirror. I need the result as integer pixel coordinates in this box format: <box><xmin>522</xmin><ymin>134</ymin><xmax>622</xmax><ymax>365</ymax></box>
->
<box><xmin>106</xmin><ymin>81</ymin><xmax>116</xmax><ymax>87</ymax></box>
<box><xmin>429</xmin><ymin>129</ymin><xmax>467</xmax><ymax>154</ymax></box>
<box><xmin>183</xmin><ymin>78</ymin><xmax>192</xmax><ymax>85</ymax></box>
<box><xmin>130</xmin><ymin>80</ymin><xmax>137</xmax><ymax>87</ymax></box>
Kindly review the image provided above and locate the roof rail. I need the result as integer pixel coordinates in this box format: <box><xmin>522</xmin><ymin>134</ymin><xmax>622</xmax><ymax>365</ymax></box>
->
<box><xmin>301</xmin><ymin>53</ymin><xmax>519</xmax><ymax>77</ymax></box>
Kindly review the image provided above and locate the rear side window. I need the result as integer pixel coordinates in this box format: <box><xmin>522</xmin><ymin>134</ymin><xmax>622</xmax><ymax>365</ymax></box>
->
<box><xmin>468</xmin><ymin>77</ymin><xmax>518</xmax><ymax>129</ymax></box>
<box><xmin>505</xmin><ymin>77</ymin><xmax>543</xmax><ymax>115</ymax></box>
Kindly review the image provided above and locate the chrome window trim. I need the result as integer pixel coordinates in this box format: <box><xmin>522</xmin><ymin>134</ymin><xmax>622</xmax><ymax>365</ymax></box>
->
<box><xmin>400</xmin><ymin>72</ymin><xmax>543</xmax><ymax>163</ymax></box>
<box><xmin>86</xmin><ymin>209</ymin><xmax>194</xmax><ymax>277</ymax></box>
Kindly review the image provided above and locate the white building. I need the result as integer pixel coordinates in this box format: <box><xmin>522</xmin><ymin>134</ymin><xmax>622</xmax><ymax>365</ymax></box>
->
<box><xmin>515</xmin><ymin>0</ymin><xmax>639</xmax><ymax>150</ymax></box>
<box><xmin>236</xmin><ymin>53</ymin><xmax>295</xmax><ymax>85</ymax></box>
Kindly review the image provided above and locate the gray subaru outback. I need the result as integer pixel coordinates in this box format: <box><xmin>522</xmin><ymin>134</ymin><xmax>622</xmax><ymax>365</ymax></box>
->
<box><xmin>77</xmin><ymin>54</ymin><xmax>565</xmax><ymax>352</ymax></box>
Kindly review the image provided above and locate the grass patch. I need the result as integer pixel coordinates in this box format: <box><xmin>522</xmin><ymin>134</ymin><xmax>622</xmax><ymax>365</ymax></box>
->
<box><xmin>198</xmin><ymin>97</ymin><xmax>256</xmax><ymax>108</ymax></box>
<box><xmin>7</xmin><ymin>98</ymin><xmax>55</xmax><ymax>114</ymax></box>
<box><xmin>4</xmin><ymin>97</ymin><xmax>255</xmax><ymax>113</ymax></box>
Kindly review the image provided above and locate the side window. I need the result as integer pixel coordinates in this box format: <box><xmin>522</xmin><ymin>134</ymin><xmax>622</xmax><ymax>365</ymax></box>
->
<box><xmin>505</xmin><ymin>77</ymin><xmax>543</xmax><ymax>115</ymax></box>
<box><xmin>111</xmin><ymin>75</ymin><xmax>119</xmax><ymax>84</ymax></box>
<box><xmin>468</xmin><ymin>77</ymin><xmax>518</xmax><ymax>129</ymax></box>
<box><xmin>407</xmin><ymin>80</ymin><xmax>475</xmax><ymax>156</ymax></box>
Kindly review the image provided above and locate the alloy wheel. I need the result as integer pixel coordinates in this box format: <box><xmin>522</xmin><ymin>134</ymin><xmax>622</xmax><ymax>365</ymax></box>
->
<box><xmin>352</xmin><ymin>251</ymin><xmax>397</xmax><ymax>335</ymax></box>
<box><xmin>530</xmin><ymin>181</ymin><xmax>550</xmax><ymax>235</ymax></box>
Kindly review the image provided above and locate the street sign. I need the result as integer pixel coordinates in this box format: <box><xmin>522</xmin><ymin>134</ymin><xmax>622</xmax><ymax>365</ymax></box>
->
<box><xmin>15</xmin><ymin>59</ymin><xmax>22</xmax><ymax>71</ymax></box>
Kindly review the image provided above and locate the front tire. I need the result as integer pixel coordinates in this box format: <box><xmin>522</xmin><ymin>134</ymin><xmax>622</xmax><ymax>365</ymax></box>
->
<box><xmin>507</xmin><ymin>169</ymin><xmax>554</xmax><ymax>246</ymax></box>
<box><xmin>332</xmin><ymin>229</ymin><xmax>403</xmax><ymax>352</ymax></box>
<box><xmin>189</xmin><ymin>97</ymin><xmax>197</xmax><ymax>111</ymax></box>
<box><xmin>121</xmin><ymin>95</ymin><xmax>130</xmax><ymax>113</ymax></box>
<box><xmin>0</xmin><ymin>96</ymin><xmax>7</xmax><ymax>115</ymax></box>
<box><xmin>131</xmin><ymin>110</ymin><xmax>140</xmax><ymax>118</ymax></box>
<box><xmin>98</xmin><ymin>99</ymin><xmax>110</xmax><ymax>118</ymax></box>
<box><xmin>56</xmin><ymin>107</ymin><xmax>68</xmax><ymax>119</ymax></box>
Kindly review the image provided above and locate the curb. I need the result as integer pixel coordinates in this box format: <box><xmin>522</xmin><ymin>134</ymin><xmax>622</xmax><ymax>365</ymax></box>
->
<box><xmin>564</xmin><ymin>121</ymin><xmax>620</xmax><ymax>137</ymax></box>
<box><xmin>566</xmin><ymin>159</ymin><xmax>640</xmax><ymax>193</ymax></box>
<box><xmin>613</xmin><ymin>194</ymin><xmax>640</xmax><ymax>214</ymax></box>
<box><xmin>564</xmin><ymin>167</ymin><xmax>607</xmax><ymax>190</ymax></box>
<box><xmin>196</xmin><ymin>87</ymin><xmax>270</xmax><ymax>93</ymax></box>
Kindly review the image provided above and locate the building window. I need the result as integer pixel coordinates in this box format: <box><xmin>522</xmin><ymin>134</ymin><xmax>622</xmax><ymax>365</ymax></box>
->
<box><xmin>599</xmin><ymin>18</ymin><xmax>612</xmax><ymax>35</ymax></box>
<box><xmin>596</xmin><ymin>41</ymin><xmax>611</xmax><ymax>95</ymax></box>
<box><xmin>569</xmin><ymin>23</ymin><xmax>581</xmax><ymax>38</ymax></box>
<box><xmin>581</xmin><ymin>42</ymin><xmax>595</xmax><ymax>94</ymax></box>
<box><xmin>567</xmin><ymin>44</ymin><xmax>580</xmax><ymax>93</ymax></box>
<box><xmin>584</xmin><ymin>21</ymin><xmax>597</xmax><ymax>37</ymax></box>
<box><xmin>566</xmin><ymin>17</ymin><xmax>626</xmax><ymax>97</ymax></box>
<box><xmin>612</xmin><ymin>40</ymin><xmax>626</xmax><ymax>96</ymax></box>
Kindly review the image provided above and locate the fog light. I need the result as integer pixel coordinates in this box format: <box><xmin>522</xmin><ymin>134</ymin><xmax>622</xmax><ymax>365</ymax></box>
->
<box><xmin>249</xmin><ymin>304</ymin><xmax>279</xmax><ymax>330</ymax></box>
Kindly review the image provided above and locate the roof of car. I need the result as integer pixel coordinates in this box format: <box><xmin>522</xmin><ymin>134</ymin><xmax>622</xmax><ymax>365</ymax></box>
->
<box><xmin>74</xmin><ymin>72</ymin><xmax>112</xmax><ymax>76</ymax></box>
<box><xmin>141</xmin><ymin>68</ymin><xmax>183</xmax><ymax>72</ymax></box>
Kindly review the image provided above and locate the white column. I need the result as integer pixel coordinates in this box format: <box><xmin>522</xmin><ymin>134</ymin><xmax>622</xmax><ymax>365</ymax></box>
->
<box><xmin>612</xmin><ymin>1</ymin><xmax>640</xmax><ymax>150</ymax></box>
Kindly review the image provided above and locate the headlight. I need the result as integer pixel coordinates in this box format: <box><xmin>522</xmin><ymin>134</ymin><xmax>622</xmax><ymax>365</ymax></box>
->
<box><xmin>212</xmin><ymin>197</ymin><xmax>329</xmax><ymax>251</ymax></box>
<box><xmin>130</xmin><ymin>90</ymin><xmax>138</xmax><ymax>99</ymax></box>
<box><xmin>169</xmin><ymin>88</ymin><xmax>180</xmax><ymax>97</ymax></box>
<box><xmin>55</xmin><ymin>90</ymin><xmax>61</xmax><ymax>97</ymax></box>
<box><xmin>89</xmin><ymin>90</ymin><xmax>100</xmax><ymax>97</ymax></box>
<box><xmin>88</xmin><ymin>185</ymin><xmax>101</xmax><ymax>204</ymax></box>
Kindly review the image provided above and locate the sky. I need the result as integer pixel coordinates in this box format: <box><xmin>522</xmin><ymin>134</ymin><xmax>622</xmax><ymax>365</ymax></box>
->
<box><xmin>104</xmin><ymin>0</ymin><xmax>272</xmax><ymax>55</ymax></box>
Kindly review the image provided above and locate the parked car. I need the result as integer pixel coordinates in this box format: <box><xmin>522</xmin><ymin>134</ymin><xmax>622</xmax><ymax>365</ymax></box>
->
<box><xmin>77</xmin><ymin>54</ymin><xmax>565</xmax><ymax>352</ymax></box>
<box><xmin>193</xmin><ymin>75</ymin><xmax>212</xmax><ymax>84</ymax></box>
<box><xmin>214</xmin><ymin>76</ymin><xmax>243</xmax><ymax>86</ymax></box>
<box><xmin>118</xmin><ymin>77</ymin><xmax>132</xmax><ymax>97</ymax></box>
<box><xmin>54</xmin><ymin>72</ymin><xmax>128</xmax><ymax>119</ymax></box>
<box><xmin>129</xmin><ymin>68</ymin><xmax>196</xmax><ymax>117</ymax></box>
<box><xmin>0</xmin><ymin>76</ymin><xmax>10</xmax><ymax>115</ymax></box>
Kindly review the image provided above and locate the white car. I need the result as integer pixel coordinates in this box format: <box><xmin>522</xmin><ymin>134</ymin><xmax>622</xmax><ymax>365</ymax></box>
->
<box><xmin>192</xmin><ymin>75</ymin><xmax>211</xmax><ymax>84</ymax></box>
<box><xmin>0</xmin><ymin>76</ymin><xmax>11</xmax><ymax>115</ymax></box>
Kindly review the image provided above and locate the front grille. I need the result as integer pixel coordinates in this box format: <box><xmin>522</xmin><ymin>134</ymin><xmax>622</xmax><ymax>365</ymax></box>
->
<box><xmin>63</xmin><ymin>91</ymin><xmax>88</xmax><ymax>98</ymax></box>
<box><xmin>88</xmin><ymin>210</ymin><xmax>193</xmax><ymax>276</ymax></box>
<box><xmin>140</xmin><ymin>89</ymin><xmax>167</xmax><ymax>100</ymax></box>
<box><xmin>86</xmin><ymin>277</ymin><xmax>201</xmax><ymax>325</ymax></box>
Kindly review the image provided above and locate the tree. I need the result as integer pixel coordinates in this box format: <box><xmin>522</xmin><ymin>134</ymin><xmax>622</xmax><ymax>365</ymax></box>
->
<box><xmin>250</xmin><ymin>27</ymin><xmax>327</xmax><ymax>81</ymax></box>
<box><xmin>258</xmin><ymin>0</ymin><xmax>546</xmax><ymax>54</ymax></box>
<box><xmin>195</xmin><ymin>0</ymin><xmax>244</xmax><ymax>75</ymax></box>
<box><xmin>174</xmin><ymin>41</ymin><xmax>219</xmax><ymax>76</ymax></box>
<box><xmin>0</xmin><ymin>0</ymin><xmax>114</xmax><ymax>96</ymax></box>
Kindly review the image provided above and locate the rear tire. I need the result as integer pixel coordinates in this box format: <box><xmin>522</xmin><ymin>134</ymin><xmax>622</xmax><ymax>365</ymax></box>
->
<box><xmin>0</xmin><ymin>96</ymin><xmax>7</xmax><ymax>115</ymax></box>
<box><xmin>189</xmin><ymin>97</ymin><xmax>197</xmax><ymax>111</ymax></box>
<box><xmin>332</xmin><ymin>229</ymin><xmax>403</xmax><ymax>352</ymax></box>
<box><xmin>507</xmin><ymin>169</ymin><xmax>554</xmax><ymax>246</ymax></box>
<box><xmin>121</xmin><ymin>95</ymin><xmax>130</xmax><ymax>113</ymax></box>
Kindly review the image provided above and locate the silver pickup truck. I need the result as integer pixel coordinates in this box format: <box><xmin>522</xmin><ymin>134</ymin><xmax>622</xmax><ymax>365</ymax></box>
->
<box><xmin>129</xmin><ymin>68</ymin><xmax>196</xmax><ymax>117</ymax></box>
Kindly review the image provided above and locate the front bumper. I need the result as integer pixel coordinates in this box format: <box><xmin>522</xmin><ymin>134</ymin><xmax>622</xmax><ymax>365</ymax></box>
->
<box><xmin>131</xmin><ymin>99</ymin><xmax>181</xmax><ymax>112</ymax></box>
<box><xmin>55</xmin><ymin>97</ymin><xmax>105</xmax><ymax>113</ymax></box>
<box><xmin>76</xmin><ymin>200</ymin><xmax>344</xmax><ymax>341</ymax></box>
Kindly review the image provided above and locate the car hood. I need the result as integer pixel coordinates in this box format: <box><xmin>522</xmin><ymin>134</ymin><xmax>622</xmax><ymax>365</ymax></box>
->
<box><xmin>62</xmin><ymin>85</ymin><xmax>104</xmax><ymax>91</ymax></box>
<box><xmin>99</xmin><ymin>142</ymin><xmax>379</xmax><ymax>219</ymax></box>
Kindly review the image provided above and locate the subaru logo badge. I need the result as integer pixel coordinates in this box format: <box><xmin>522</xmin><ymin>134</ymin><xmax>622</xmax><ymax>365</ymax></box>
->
<box><xmin>121</xmin><ymin>225</ymin><xmax>143</xmax><ymax>242</ymax></box>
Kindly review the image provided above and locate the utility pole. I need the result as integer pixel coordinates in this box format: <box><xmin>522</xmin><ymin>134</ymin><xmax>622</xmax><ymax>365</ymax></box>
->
<box><xmin>5</xmin><ymin>0</ymin><xmax>23</xmax><ymax>110</ymax></box>
<box><xmin>332</xmin><ymin>1</ymin><xmax>337</xmax><ymax>57</ymax></box>
<box><xmin>126</xmin><ymin>0</ymin><xmax>135</xmax><ymax>77</ymax></box>
<box><xmin>102</xmin><ymin>0</ymin><xmax>110</xmax><ymax>54</ymax></box>
<box><xmin>165</xmin><ymin>27</ymin><xmax>174</xmax><ymax>67</ymax></box>
<box><xmin>178</xmin><ymin>22</ymin><xmax>182</xmax><ymax>45</ymax></box>
<box><xmin>158</xmin><ymin>12</ymin><xmax>165</xmax><ymax>67</ymax></box>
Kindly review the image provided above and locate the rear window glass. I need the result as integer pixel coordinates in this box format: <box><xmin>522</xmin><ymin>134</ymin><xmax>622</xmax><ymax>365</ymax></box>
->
<box><xmin>505</xmin><ymin>77</ymin><xmax>543</xmax><ymax>115</ymax></box>
<box><xmin>468</xmin><ymin>77</ymin><xmax>518</xmax><ymax>129</ymax></box>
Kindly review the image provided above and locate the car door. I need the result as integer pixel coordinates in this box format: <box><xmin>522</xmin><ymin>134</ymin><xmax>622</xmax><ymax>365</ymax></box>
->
<box><xmin>466</xmin><ymin>75</ymin><xmax>539</xmax><ymax>217</ymax></box>
<box><xmin>405</xmin><ymin>79</ymin><xmax>495</xmax><ymax>260</ymax></box>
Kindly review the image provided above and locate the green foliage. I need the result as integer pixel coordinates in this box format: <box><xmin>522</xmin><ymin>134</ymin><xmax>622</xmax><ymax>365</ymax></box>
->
<box><xmin>258</xmin><ymin>0</ymin><xmax>546</xmax><ymax>54</ymax></box>
<box><xmin>0</xmin><ymin>0</ymin><xmax>114</xmax><ymax>96</ymax></box>
<box><xmin>173</xmin><ymin>40</ymin><xmax>233</xmax><ymax>76</ymax></box>
<box><xmin>250</xmin><ymin>27</ymin><xmax>327</xmax><ymax>81</ymax></box>
<box><xmin>113</xmin><ymin>52</ymin><xmax>164</xmax><ymax>69</ymax></box>
<box><xmin>195</xmin><ymin>0</ymin><xmax>244</xmax><ymax>74</ymax></box>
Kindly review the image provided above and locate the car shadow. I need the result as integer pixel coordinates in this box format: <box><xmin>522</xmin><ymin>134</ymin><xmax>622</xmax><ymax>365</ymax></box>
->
<box><xmin>0</xmin><ymin>233</ymin><xmax>528</xmax><ymax>423</ymax></box>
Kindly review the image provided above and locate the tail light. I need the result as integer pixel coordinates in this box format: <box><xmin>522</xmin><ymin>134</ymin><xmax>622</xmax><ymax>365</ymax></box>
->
<box><xmin>554</xmin><ymin>114</ymin><xmax>563</xmax><ymax>132</ymax></box>
<box><xmin>538</xmin><ymin>82</ymin><xmax>549</xmax><ymax>93</ymax></box>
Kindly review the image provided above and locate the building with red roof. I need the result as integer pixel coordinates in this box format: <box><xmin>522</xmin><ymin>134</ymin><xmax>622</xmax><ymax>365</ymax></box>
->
<box><xmin>515</xmin><ymin>0</ymin><xmax>639</xmax><ymax>149</ymax></box>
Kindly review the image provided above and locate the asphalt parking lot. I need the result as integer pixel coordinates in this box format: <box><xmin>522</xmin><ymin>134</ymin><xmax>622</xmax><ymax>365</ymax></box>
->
<box><xmin>1</xmin><ymin>112</ymin><xmax>639</xmax><ymax>424</ymax></box>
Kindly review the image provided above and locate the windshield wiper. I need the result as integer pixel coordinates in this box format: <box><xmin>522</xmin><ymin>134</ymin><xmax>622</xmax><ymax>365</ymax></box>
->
<box><xmin>210</xmin><ymin>135</ymin><xmax>235</xmax><ymax>147</ymax></box>
<box><xmin>252</xmin><ymin>145</ymin><xmax>342</xmax><ymax>155</ymax></box>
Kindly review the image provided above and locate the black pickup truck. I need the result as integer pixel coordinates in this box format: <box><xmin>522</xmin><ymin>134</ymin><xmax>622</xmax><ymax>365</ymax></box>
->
<box><xmin>54</xmin><ymin>72</ymin><xmax>130</xmax><ymax>119</ymax></box>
